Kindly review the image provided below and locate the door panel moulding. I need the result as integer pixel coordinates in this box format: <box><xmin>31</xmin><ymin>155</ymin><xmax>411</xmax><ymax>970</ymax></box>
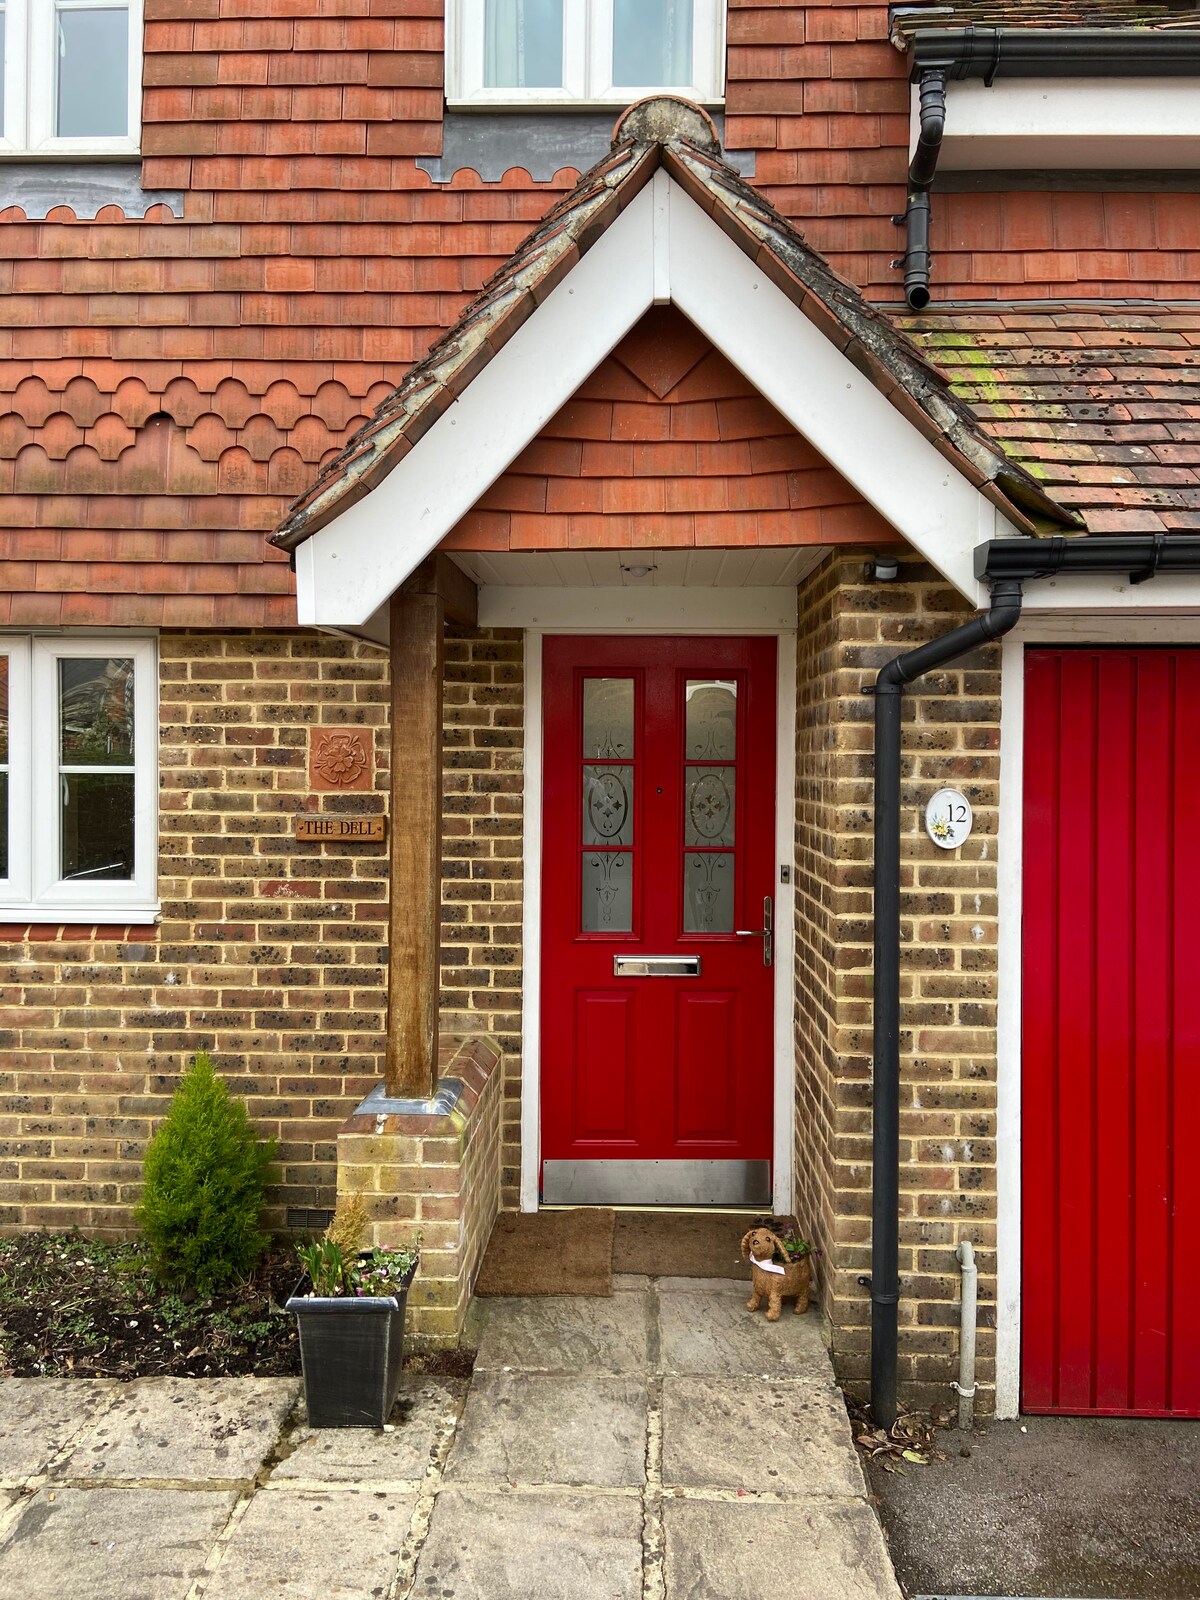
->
<box><xmin>518</xmin><ymin>621</ymin><xmax>798</xmax><ymax>1217</ymax></box>
<box><xmin>994</xmin><ymin>611</ymin><xmax>1200</xmax><ymax>1419</ymax></box>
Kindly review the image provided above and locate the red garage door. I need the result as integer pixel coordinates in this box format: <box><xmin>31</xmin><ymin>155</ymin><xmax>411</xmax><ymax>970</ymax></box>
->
<box><xmin>1023</xmin><ymin>648</ymin><xmax>1200</xmax><ymax>1417</ymax></box>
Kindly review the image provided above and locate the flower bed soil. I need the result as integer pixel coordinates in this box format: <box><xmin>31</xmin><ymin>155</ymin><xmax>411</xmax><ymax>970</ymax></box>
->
<box><xmin>0</xmin><ymin>1233</ymin><xmax>476</xmax><ymax>1383</ymax></box>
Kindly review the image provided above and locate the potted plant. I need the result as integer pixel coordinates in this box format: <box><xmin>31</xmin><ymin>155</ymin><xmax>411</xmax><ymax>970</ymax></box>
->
<box><xmin>286</xmin><ymin>1196</ymin><xmax>420</xmax><ymax>1428</ymax></box>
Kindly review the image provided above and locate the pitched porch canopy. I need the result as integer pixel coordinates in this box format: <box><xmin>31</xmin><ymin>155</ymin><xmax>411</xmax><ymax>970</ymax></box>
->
<box><xmin>273</xmin><ymin>98</ymin><xmax>1077</xmax><ymax>1104</ymax></box>
<box><xmin>273</xmin><ymin>97</ymin><xmax>1076</xmax><ymax>631</ymax></box>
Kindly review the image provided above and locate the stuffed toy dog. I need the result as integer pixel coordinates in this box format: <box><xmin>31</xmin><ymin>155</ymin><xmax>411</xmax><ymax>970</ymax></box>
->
<box><xmin>740</xmin><ymin>1226</ymin><xmax>812</xmax><ymax>1321</ymax></box>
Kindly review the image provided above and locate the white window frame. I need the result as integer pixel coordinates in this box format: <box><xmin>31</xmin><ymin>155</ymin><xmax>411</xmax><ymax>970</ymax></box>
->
<box><xmin>0</xmin><ymin>635</ymin><xmax>159</xmax><ymax>923</ymax></box>
<box><xmin>446</xmin><ymin>0</ymin><xmax>725</xmax><ymax>108</ymax></box>
<box><xmin>1</xmin><ymin>0</ymin><xmax>142</xmax><ymax>157</ymax></box>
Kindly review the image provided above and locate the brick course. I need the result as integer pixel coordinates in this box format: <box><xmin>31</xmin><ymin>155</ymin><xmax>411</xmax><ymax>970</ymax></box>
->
<box><xmin>0</xmin><ymin>621</ymin><xmax>522</xmax><ymax>1236</ymax></box>
<box><xmin>793</xmin><ymin>552</ymin><xmax>1000</xmax><ymax>1414</ymax></box>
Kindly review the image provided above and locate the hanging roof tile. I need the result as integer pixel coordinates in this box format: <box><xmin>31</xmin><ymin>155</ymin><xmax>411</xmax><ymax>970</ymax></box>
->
<box><xmin>273</xmin><ymin>100</ymin><xmax>1077</xmax><ymax>551</ymax></box>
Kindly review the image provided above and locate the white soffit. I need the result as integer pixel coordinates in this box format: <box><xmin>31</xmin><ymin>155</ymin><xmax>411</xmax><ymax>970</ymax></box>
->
<box><xmin>295</xmin><ymin>168</ymin><xmax>1016</xmax><ymax>628</ymax></box>
<box><xmin>920</xmin><ymin>78</ymin><xmax>1200</xmax><ymax>170</ymax></box>
<box><xmin>447</xmin><ymin>547</ymin><xmax>826</xmax><ymax>588</ymax></box>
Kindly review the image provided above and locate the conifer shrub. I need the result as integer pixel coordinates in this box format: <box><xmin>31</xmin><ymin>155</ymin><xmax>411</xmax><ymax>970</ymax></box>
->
<box><xmin>136</xmin><ymin>1050</ymin><xmax>276</xmax><ymax>1294</ymax></box>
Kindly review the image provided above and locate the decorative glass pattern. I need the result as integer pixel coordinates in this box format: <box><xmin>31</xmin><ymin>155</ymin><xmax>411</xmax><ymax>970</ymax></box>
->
<box><xmin>583</xmin><ymin>678</ymin><xmax>633</xmax><ymax>759</ymax></box>
<box><xmin>58</xmin><ymin>657</ymin><xmax>135</xmax><ymax>882</ymax></box>
<box><xmin>681</xmin><ymin>676</ymin><xmax>738</xmax><ymax>932</ymax></box>
<box><xmin>583</xmin><ymin>765</ymin><xmax>633</xmax><ymax>846</ymax></box>
<box><xmin>685</xmin><ymin>679</ymin><xmax>737</xmax><ymax>759</ymax></box>
<box><xmin>683</xmin><ymin>851</ymin><xmax>733</xmax><ymax>933</ymax></box>
<box><xmin>582</xmin><ymin>851</ymin><xmax>632</xmax><ymax>932</ymax></box>
<box><xmin>580</xmin><ymin>676</ymin><xmax>634</xmax><ymax>934</ymax></box>
<box><xmin>685</xmin><ymin>766</ymin><xmax>735</xmax><ymax>847</ymax></box>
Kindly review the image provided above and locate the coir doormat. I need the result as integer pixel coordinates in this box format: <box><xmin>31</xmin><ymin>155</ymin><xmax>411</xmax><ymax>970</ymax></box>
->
<box><xmin>473</xmin><ymin>1207</ymin><xmax>616</xmax><ymax>1297</ymax></box>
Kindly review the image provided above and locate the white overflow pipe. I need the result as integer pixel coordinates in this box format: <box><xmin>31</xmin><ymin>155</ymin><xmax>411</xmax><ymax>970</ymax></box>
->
<box><xmin>953</xmin><ymin>1239</ymin><xmax>977</xmax><ymax>1429</ymax></box>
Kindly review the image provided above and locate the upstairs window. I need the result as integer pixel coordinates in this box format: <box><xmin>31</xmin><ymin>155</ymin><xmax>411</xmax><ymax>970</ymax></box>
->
<box><xmin>0</xmin><ymin>0</ymin><xmax>142</xmax><ymax>155</ymax></box>
<box><xmin>448</xmin><ymin>0</ymin><xmax>725</xmax><ymax>107</ymax></box>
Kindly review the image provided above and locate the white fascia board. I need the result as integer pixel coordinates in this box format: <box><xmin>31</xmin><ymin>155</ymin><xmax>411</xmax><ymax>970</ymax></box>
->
<box><xmin>668</xmin><ymin>183</ymin><xmax>998</xmax><ymax>602</ymax></box>
<box><xmin>1020</xmin><ymin>572</ymin><xmax>1200</xmax><ymax>614</ymax></box>
<box><xmin>477</xmin><ymin>584</ymin><xmax>799</xmax><ymax>631</ymax></box>
<box><xmin>297</xmin><ymin>180</ymin><xmax>659</xmax><ymax>628</ymax></box>
<box><xmin>924</xmin><ymin>78</ymin><xmax>1200</xmax><ymax>171</ymax></box>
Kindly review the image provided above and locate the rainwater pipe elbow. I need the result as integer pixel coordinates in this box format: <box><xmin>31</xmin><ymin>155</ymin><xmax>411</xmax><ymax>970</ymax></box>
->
<box><xmin>894</xmin><ymin>68</ymin><xmax>946</xmax><ymax>311</ymax></box>
<box><xmin>953</xmin><ymin>1239</ymin><xmax>978</xmax><ymax>1430</ymax></box>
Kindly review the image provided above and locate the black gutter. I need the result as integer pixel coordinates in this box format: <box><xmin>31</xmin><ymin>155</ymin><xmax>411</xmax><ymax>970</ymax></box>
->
<box><xmin>894</xmin><ymin>68</ymin><xmax>946</xmax><ymax>311</ymax></box>
<box><xmin>868</xmin><ymin>532</ymin><xmax>1200</xmax><ymax>1428</ymax></box>
<box><xmin>978</xmin><ymin>532</ymin><xmax>1200</xmax><ymax>583</ymax></box>
<box><xmin>894</xmin><ymin>24</ymin><xmax>1200</xmax><ymax>307</ymax></box>
<box><xmin>911</xmin><ymin>27</ymin><xmax>1200</xmax><ymax>81</ymax></box>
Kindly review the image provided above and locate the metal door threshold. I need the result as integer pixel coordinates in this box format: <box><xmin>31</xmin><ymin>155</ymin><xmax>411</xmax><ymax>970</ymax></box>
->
<box><xmin>542</xmin><ymin>1158</ymin><xmax>770</xmax><ymax>1206</ymax></box>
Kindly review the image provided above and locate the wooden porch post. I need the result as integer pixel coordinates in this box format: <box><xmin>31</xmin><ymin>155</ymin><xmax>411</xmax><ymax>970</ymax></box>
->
<box><xmin>386</xmin><ymin>587</ymin><xmax>445</xmax><ymax>1099</ymax></box>
<box><xmin>385</xmin><ymin>556</ymin><xmax>477</xmax><ymax>1099</ymax></box>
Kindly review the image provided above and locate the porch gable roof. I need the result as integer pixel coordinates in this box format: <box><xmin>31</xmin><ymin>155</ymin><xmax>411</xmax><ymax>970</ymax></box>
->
<box><xmin>273</xmin><ymin>98</ymin><xmax>1078</xmax><ymax>624</ymax></box>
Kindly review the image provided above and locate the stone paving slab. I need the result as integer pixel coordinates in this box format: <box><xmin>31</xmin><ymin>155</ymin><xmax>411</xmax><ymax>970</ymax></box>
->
<box><xmin>0</xmin><ymin>1378</ymin><xmax>116</xmax><ymax>1485</ymax></box>
<box><xmin>272</xmin><ymin>1378</ymin><xmax>455</xmax><ymax>1485</ymax></box>
<box><xmin>661</xmin><ymin>1375</ymin><xmax>865</xmax><ymax>1496</ymax></box>
<box><xmin>0</xmin><ymin>1485</ymin><xmax>238</xmax><ymax>1600</ymax></box>
<box><xmin>205</xmin><ymin>1487</ymin><xmax>414</xmax><ymax>1600</ymax></box>
<box><xmin>447</xmin><ymin>1373</ymin><xmax>647</xmax><ymax>1488</ymax></box>
<box><xmin>658</xmin><ymin>1286</ymin><xmax>825</xmax><ymax>1376</ymax></box>
<box><xmin>474</xmin><ymin>1292</ymin><xmax>652</xmax><ymax>1375</ymax></box>
<box><xmin>58</xmin><ymin>1377</ymin><xmax>299</xmax><ymax>1485</ymax></box>
<box><xmin>663</xmin><ymin>1496</ymin><xmax>903</xmax><ymax>1600</ymax></box>
<box><xmin>413</xmin><ymin>1485</ymin><xmax>644</xmax><ymax>1600</ymax></box>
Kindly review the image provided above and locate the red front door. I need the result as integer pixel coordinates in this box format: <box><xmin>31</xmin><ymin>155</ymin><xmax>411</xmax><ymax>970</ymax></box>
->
<box><xmin>540</xmin><ymin>636</ymin><xmax>776</xmax><ymax>1206</ymax></box>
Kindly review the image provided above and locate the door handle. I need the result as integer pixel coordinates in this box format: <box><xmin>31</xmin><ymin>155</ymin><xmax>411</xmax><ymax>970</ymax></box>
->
<box><xmin>736</xmin><ymin>896</ymin><xmax>773</xmax><ymax>967</ymax></box>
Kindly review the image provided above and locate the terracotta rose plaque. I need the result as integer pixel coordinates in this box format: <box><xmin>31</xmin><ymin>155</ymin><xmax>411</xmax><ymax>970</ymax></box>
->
<box><xmin>309</xmin><ymin>729</ymin><xmax>373</xmax><ymax>793</ymax></box>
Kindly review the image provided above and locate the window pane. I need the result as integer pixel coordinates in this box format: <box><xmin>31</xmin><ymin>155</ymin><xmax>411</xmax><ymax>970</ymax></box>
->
<box><xmin>685</xmin><ymin>679</ymin><xmax>736</xmax><ymax>759</ymax></box>
<box><xmin>582</xmin><ymin>850</ymin><xmax>632</xmax><ymax>933</ymax></box>
<box><xmin>61</xmin><ymin>772</ymin><xmax>135</xmax><ymax>881</ymax></box>
<box><xmin>685</xmin><ymin>767</ymin><xmax>735</xmax><ymax>847</ymax></box>
<box><xmin>582</xmin><ymin>677</ymin><xmax>633</xmax><ymax>760</ymax></box>
<box><xmin>0</xmin><ymin>654</ymin><xmax>8</xmax><ymax>766</ymax></box>
<box><xmin>60</xmin><ymin>657</ymin><xmax>134</xmax><ymax>765</ymax></box>
<box><xmin>0</xmin><ymin>9</ymin><xmax>6</xmax><ymax>132</ymax></box>
<box><xmin>484</xmin><ymin>0</ymin><xmax>563</xmax><ymax>88</ymax></box>
<box><xmin>57</xmin><ymin>6</ymin><xmax>129</xmax><ymax>138</ymax></box>
<box><xmin>684</xmin><ymin>851</ymin><xmax>733</xmax><ymax>933</ymax></box>
<box><xmin>583</xmin><ymin>765</ymin><xmax>633</xmax><ymax>846</ymax></box>
<box><xmin>613</xmin><ymin>0</ymin><xmax>693</xmax><ymax>88</ymax></box>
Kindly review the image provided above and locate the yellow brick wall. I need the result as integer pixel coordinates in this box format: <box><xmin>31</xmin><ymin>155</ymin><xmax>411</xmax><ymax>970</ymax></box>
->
<box><xmin>0</xmin><ymin>623</ymin><xmax>521</xmax><ymax>1237</ymax></box>
<box><xmin>793</xmin><ymin>554</ymin><xmax>1001</xmax><ymax>1414</ymax></box>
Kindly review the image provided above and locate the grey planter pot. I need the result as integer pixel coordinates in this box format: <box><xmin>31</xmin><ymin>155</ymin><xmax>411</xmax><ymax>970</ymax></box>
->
<box><xmin>286</xmin><ymin>1261</ymin><xmax>417</xmax><ymax>1428</ymax></box>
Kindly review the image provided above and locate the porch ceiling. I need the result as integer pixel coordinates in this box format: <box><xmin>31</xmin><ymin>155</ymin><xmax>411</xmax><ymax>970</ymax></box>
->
<box><xmin>445</xmin><ymin>548</ymin><xmax>829</xmax><ymax>588</ymax></box>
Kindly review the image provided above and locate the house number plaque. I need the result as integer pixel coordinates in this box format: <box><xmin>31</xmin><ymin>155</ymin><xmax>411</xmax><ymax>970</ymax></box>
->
<box><xmin>925</xmin><ymin>789</ymin><xmax>972</xmax><ymax>851</ymax></box>
<box><xmin>295</xmin><ymin>816</ymin><xmax>387</xmax><ymax>842</ymax></box>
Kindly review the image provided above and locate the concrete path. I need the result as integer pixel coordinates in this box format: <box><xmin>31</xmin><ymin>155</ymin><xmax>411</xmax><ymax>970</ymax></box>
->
<box><xmin>0</xmin><ymin>1276</ymin><xmax>900</xmax><ymax>1600</ymax></box>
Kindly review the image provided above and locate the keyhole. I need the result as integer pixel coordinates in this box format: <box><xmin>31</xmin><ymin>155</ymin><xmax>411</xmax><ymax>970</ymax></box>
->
<box><xmin>656</xmin><ymin>787</ymin><xmax>663</xmax><ymax>795</ymax></box>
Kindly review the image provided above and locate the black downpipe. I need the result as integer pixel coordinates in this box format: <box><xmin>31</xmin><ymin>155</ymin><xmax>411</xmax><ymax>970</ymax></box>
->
<box><xmin>868</xmin><ymin>576</ymin><xmax>1024</xmax><ymax>1429</ymax></box>
<box><xmin>895</xmin><ymin>69</ymin><xmax>946</xmax><ymax>312</ymax></box>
